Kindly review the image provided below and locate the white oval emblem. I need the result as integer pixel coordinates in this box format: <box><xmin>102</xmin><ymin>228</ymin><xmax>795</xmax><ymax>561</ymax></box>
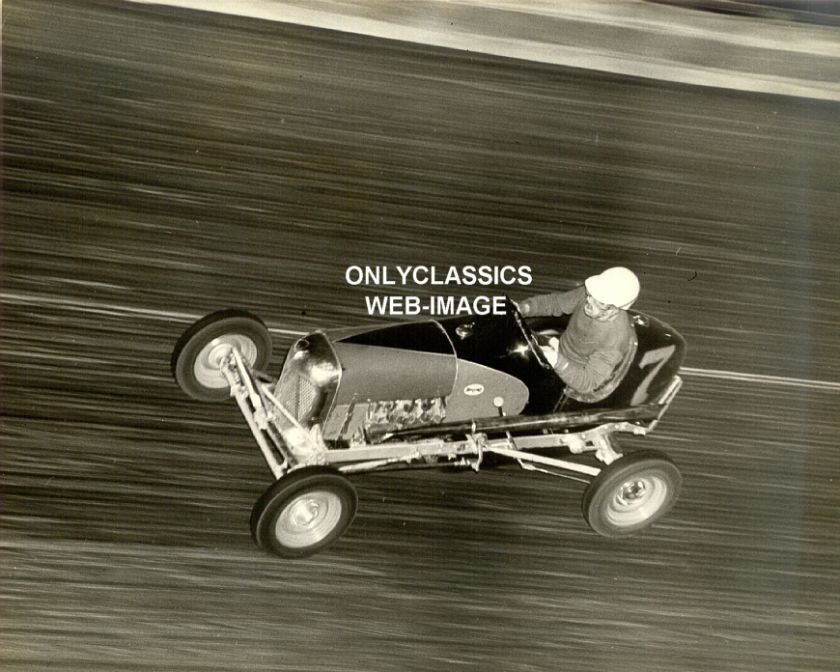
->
<box><xmin>464</xmin><ymin>383</ymin><xmax>484</xmax><ymax>396</ymax></box>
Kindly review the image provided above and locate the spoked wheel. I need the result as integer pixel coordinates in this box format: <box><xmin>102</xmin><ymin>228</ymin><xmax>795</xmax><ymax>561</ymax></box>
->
<box><xmin>250</xmin><ymin>467</ymin><xmax>358</xmax><ymax>558</ymax></box>
<box><xmin>171</xmin><ymin>309</ymin><xmax>272</xmax><ymax>401</ymax></box>
<box><xmin>582</xmin><ymin>450</ymin><xmax>681</xmax><ymax>537</ymax></box>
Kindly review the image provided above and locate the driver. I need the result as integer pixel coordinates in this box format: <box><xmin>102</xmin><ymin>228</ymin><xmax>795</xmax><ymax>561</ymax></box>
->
<box><xmin>519</xmin><ymin>267</ymin><xmax>640</xmax><ymax>395</ymax></box>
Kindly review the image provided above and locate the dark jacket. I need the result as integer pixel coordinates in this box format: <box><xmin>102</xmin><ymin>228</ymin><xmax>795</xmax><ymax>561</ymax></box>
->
<box><xmin>520</xmin><ymin>286</ymin><xmax>634</xmax><ymax>394</ymax></box>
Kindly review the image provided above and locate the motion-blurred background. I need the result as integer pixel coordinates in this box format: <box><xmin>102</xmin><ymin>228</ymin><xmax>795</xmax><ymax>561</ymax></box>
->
<box><xmin>2</xmin><ymin>1</ymin><xmax>839</xmax><ymax>670</ymax></box>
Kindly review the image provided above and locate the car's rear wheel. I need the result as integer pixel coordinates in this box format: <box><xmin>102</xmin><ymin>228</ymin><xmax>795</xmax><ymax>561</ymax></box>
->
<box><xmin>582</xmin><ymin>450</ymin><xmax>681</xmax><ymax>537</ymax></box>
<box><xmin>250</xmin><ymin>467</ymin><xmax>358</xmax><ymax>558</ymax></box>
<box><xmin>171</xmin><ymin>309</ymin><xmax>272</xmax><ymax>402</ymax></box>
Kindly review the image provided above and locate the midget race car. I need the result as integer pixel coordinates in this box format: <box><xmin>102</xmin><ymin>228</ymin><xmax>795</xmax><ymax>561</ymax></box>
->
<box><xmin>172</xmin><ymin>299</ymin><xmax>686</xmax><ymax>558</ymax></box>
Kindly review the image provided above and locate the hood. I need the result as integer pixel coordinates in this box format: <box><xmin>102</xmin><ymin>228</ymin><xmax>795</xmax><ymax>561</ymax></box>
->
<box><xmin>329</xmin><ymin>320</ymin><xmax>457</xmax><ymax>404</ymax></box>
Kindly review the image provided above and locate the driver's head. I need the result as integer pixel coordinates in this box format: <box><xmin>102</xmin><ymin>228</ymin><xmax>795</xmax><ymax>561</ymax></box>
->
<box><xmin>584</xmin><ymin>267</ymin><xmax>640</xmax><ymax>320</ymax></box>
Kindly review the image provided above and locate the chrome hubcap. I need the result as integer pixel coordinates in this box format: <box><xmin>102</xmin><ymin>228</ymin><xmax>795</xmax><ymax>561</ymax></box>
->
<box><xmin>605</xmin><ymin>474</ymin><xmax>668</xmax><ymax>527</ymax></box>
<box><xmin>619</xmin><ymin>480</ymin><xmax>648</xmax><ymax>502</ymax></box>
<box><xmin>193</xmin><ymin>334</ymin><xmax>258</xmax><ymax>388</ymax></box>
<box><xmin>275</xmin><ymin>490</ymin><xmax>342</xmax><ymax>548</ymax></box>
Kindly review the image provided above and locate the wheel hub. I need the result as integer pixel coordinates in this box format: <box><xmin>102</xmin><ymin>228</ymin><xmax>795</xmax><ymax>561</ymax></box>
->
<box><xmin>289</xmin><ymin>498</ymin><xmax>322</xmax><ymax>527</ymax></box>
<box><xmin>605</xmin><ymin>474</ymin><xmax>668</xmax><ymax>526</ymax></box>
<box><xmin>617</xmin><ymin>480</ymin><xmax>648</xmax><ymax>504</ymax></box>
<box><xmin>193</xmin><ymin>334</ymin><xmax>258</xmax><ymax>388</ymax></box>
<box><xmin>275</xmin><ymin>490</ymin><xmax>343</xmax><ymax>549</ymax></box>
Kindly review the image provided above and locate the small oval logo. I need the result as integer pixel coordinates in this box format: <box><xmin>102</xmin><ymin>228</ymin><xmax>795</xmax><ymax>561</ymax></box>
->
<box><xmin>464</xmin><ymin>383</ymin><xmax>485</xmax><ymax>396</ymax></box>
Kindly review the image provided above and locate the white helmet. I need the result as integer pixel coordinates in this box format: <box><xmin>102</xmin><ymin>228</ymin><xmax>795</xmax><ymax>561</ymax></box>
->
<box><xmin>584</xmin><ymin>267</ymin><xmax>640</xmax><ymax>309</ymax></box>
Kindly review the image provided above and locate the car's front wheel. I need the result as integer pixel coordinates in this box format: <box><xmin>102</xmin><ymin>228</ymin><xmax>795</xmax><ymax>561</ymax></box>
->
<box><xmin>582</xmin><ymin>449</ymin><xmax>681</xmax><ymax>537</ymax></box>
<box><xmin>250</xmin><ymin>468</ymin><xmax>358</xmax><ymax>558</ymax></box>
<box><xmin>171</xmin><ymin>309</ymin><xmax>272</xmax><ymax>402</ymax></box>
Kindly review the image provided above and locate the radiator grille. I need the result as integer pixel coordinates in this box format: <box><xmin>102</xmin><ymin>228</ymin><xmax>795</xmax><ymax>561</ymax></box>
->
<box><xmin>277</xmin><ymin>372</ymin><xmax>318</xmax><ymax>421</ymax></box>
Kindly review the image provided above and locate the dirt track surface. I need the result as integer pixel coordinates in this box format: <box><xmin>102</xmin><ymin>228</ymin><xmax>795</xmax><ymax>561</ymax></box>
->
<box><xmin>2</xmin><ymin>2</ymin><xmax>839</xmax><ymax>670</ymax></box>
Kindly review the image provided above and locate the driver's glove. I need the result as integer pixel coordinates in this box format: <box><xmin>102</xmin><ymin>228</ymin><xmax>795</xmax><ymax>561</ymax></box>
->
<box><xmin>540</xmin><ymin>336</ymin><xmax>560</xmax><ymax>367</ymax></box>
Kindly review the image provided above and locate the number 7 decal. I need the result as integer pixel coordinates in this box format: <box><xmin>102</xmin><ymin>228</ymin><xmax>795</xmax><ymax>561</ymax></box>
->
<box><xmin>631</xmin><ymin>345</ymin><xmax>676</xmax><ymax>405</ymax></box>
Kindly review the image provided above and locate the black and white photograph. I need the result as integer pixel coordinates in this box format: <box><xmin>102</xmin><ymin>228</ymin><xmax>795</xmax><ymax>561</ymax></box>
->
<box><xmin>2</xmin><ymin>1</ymin><xmax>839</xmax><ymax>670</ymax></box>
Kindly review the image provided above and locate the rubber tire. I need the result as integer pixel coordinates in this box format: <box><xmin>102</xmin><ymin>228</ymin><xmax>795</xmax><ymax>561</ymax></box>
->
<box><xmin>582</xmin><ymin>449</ymin><xmax>681</xmax><ymax>537</ymax></box>
<box><xmin>250</xmin><ymin>467</ymin><xmax>358</xmax><ymax>559</ymax></box>
<box><xmin>171</xmin><ymin>309</ymin><xmax>272</xmax><ymax>402</ymax></box>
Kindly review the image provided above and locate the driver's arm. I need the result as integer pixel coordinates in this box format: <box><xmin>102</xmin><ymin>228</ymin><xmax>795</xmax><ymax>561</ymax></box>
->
<box><xmin>519</xmin><ymin>286</ymin><xmax>585</xmax><ymax>317</ymax></box>
<box><xmin>555</xmin><ymin>348</ymin><xmax>624</xmax><ymax>394</ymax></box>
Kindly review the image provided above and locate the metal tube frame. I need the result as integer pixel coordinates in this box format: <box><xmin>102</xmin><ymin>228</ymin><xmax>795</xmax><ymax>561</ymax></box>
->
<box><xmin>222</xmin><ymin>350</ymin><xmax>683</xmax><ymax>483</ymax></box>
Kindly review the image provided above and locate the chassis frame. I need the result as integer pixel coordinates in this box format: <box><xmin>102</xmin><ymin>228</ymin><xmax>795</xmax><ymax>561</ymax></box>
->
<box><xmin>173</xmin><ymin>308</ymin><xmax>686</xmax><ymax>557</ymax></box>
<box><xmin>222</xmin><ymin>346</ymin><xmax>683</xmax><ymax>482</ymax></box>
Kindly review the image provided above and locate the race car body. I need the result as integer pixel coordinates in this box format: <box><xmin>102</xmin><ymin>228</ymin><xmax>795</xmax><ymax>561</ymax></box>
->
<box><xmin>272</xmin><ymin>305</ymin><xmax>684</xmax><ymax>443</ymax></box>
<box><xmin>172</xmin><ymin>299</ymin><xmax>686</xmax><ymax>558</ymax></box>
